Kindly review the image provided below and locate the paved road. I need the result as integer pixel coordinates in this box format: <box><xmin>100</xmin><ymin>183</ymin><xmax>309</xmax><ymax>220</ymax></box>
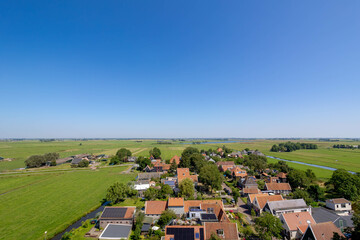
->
<box><xmin>237</xmin><ymin>197</ymin><xmax>253</xmax><ymax>224</ymax></box>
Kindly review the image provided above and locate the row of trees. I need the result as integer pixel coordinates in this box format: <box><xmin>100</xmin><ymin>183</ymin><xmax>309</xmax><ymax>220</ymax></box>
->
<box><xmin>333</xmin><ymin>144</ymin><xmax>359</xmax><ymax>149</ymax></box>
<box><xmin>25</xmin><ymin>152</ymin><xmax>59</xmax><ymax>168</ymax></box>
<box><xmin>270</xmin><ymin>142</ymin><xmax>318</xmax><ymax>152</ymax></box>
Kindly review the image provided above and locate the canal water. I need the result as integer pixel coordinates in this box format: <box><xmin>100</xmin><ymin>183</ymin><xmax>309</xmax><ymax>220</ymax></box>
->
<box><xmin>51</xmin><ymin>202</ymin><xmax>110</xmax><ymax>240</ymax></box>
<box><xmin>267</xmin><ymin>156</ymin><xmax>356</xmax><ymax>174</ymax></box>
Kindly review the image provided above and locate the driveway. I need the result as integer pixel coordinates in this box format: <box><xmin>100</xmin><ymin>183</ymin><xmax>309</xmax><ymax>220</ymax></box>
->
<box><xmin>237</xmin><ymin>197</ymin><xmax>253</xmax><ymax>224</ymax></box>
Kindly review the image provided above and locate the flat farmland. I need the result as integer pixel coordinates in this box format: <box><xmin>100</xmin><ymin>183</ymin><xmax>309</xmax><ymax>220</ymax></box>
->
<box><xmin>0</xmin><ymin>166</ymin><xmax>135</xmax><ymax>240</ymax></box>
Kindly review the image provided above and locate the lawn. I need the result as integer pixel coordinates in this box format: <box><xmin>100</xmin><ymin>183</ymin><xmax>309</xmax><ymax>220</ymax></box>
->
<box><xmin>0</xmin><ymin>166</ymin><xmax>135</xmax><ymax>240</ymax></box>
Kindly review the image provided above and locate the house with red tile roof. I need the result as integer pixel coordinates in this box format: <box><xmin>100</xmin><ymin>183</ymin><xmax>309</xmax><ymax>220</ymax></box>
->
<box><xmin>265</xmin><ymin>182</ymin><xmax>292</xmax><ymax>195</ymax></box>
<box><xmin>241</xmin><ymin>187</ymin><xmax>261</xmax><ymax>197</ymax></box>
<box><xmin>277</xmin><ymin>172</ymin><xmax>288</xmax><ymax>182</ymax></box>
<box><xmin>204</xmin><ymin>222</ymin><xmax>238</xmax><ymax>240</ymax></box>
<box><xmin>168</xmin><ymin>197</ymin><xmax>185</xmax><ymax>216</ymax></box>
<box><xmin>177</xmin><ymin>168</ymin><xmax>198</xmax><ymax>185</ymax></box>
<box><xmin>280</xmin><ymin>212</ymin><xmax>316</xmax><ymax>240</ymax></box>
<box><xmin>247</xmin><ymin>193</ymin><xmax>269</xmax><ymax>206</ymax></box>
<box><xmin>231</xmin><ymin>166</ymin><xmax>247</xmax><ymax>179</ymax></box>
<box><xmin>145</xmin><ymin>200</ymin><xmax>167</xmax><ymax>219</ymax></box>
<box><xmin>216</xmin><ymin>161</ymin><xmax>235</xmax><ymax>172</ymax></box>
<box><xmin>252</xmin><ymin>195</ymin><xmax>283</xmax><ymax>215</ymax></box>
<box><xmin>171</xmin><ymin>155</ymin><xmax>181</xmax><ymax>165</ymax></box>
<box><xmin>301</xmin><ymin>222</ymin><xmax>345</xmax><ymax>240</ymax></box>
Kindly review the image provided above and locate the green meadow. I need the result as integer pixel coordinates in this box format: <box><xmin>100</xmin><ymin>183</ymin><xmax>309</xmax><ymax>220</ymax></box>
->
<box><xmin>1</xmin><ymin>139</ymin><xmax>359</xmax><ymax>178</ymax></box>
<box><xmin>0</xmin><ymin>166</ymin><xmax>135</xmax><ymax>240</ymax></box>
<box><xmin>0</xmin><ymin>139</ymin><xmax>359</xmax><ymax>239</ymax></box>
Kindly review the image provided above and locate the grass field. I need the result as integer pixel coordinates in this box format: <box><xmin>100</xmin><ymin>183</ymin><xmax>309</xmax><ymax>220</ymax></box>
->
<box><xmin>0</xmin><ymin>166</ymin><xmax>135</xmax><ymax>240</ymax></box>
<box><xmin>1</xmin><ymin>139</ymin><xmax>359</xmax><ymax>176</ymax></box>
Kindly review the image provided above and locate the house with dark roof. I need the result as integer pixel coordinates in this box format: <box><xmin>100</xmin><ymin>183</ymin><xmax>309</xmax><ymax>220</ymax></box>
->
<box><xmin>264</xmin><ymin>199</ymin><xmax>310</xmax><ymax>217</ymax></box>
<box><xmin>137</xmin><ymin>172</ymin><xmax>163</xmax><ymax>180</ymax></box>
<box><xmin>311</xmin><ymin>207</ymin><xmax>354</xmax><ymax>231</ymax></box>
<box><xmin>165</xmin><ymin>225</ymin><xmax>204</xmax><ymax>240</ymax></box>
<box><xmin>265</xmin><ymin>182</ymin><xmax>292</xmax><ymax>195</ymax></box>
<box><xmin>240</xmin><ymin>176</ymin><xmax>258</xmax><ymax>188</ymax></box>
<box><xmin>301</xmin><ymin>222</ymin><xmax>345</xmax><ymax>240</ymax></box>
<box><xmin>280</xmin><ymin>212</ymin><xmax>316</xmax><ymax>240</ymax></box>
<box><xmin>99</xmin><ymin>207</ymin><xmax>136</xmax><ymax>229</ymax></box>
<box><xmin>325</xmin><ymin>198</ymin><xmax>352</xmax><ymax>215</ymax></box>
<box><xmin>71</xmin><ymin>157</ymin><xmax>83</xmax><ymax>165</ymax></box>
<box><xmin>99</xmin><ymin>224</ymin><xmax>132</xmax><ymax>240</ymax></box>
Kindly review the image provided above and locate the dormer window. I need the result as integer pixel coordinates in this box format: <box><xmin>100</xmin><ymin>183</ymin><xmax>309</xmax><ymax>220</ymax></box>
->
<box><xmin>217</xmin><ymin>229</ymin><xmax>224</xmax><ymax>236</ymax></box>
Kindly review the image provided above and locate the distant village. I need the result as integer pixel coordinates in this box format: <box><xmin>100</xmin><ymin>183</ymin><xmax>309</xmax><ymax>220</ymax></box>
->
<box><xmin>23</xmin><ymin>146</ymin><xmax>356</xmax><ymax>240</ymax></box>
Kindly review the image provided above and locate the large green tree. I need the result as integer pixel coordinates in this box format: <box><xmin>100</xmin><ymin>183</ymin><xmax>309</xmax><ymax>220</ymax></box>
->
<box><xmin>199</xmin><ymin>164</ymin><xmax>223</xmax><ymax>191</ymax></box>
<box><xmin>25</xmin><ymin>155</ymin><xmax>46</xmax><ymax>168</ymax></box>
<box><xmin>116</xmin><ymin>148</ymin><xmax>132</xmax><ymax>162</ymax></box>
<box><xmin>287</xmin><ymin>169</ymin><xmax>311</xmax><ymax>189</ymax></box>
<box><xmin>106</xmin><ymin>182</ymin><xmax>136</xmax><ymax>203</ymax></box>
<box><xmin>159</xmin><ymin>184</ymin><xmax>173</xmax><ymax>199</ymax></box>
<box><xmin>144</xmin><ymin>187</ymin><xmax>159</xmax><ymax>200</ymax></box>
<box><xmin>149</xmin><ymin>147</ymin><xmax>161</xmax><ymax>159</ymax></box>
<box><xmin>327</xmin><ymin>169</ymin><xmax>360</xmax><ymax>201</ymax></box>
<box><xmin>157</xmin><ymin>210</ymin><xmax>176</xmax><ymax>228</ymax></box>
<box><xmin>179</xmin><ymin>147</ymin><xmax>199</xmax><ymax>168</ymax></box>
<box><xmin>254</xmin><ymin>213</ymin><xmax>283</xmax><ymax>240</ymax></box>
<box><xmin>179</xmin><ymin>178</ymin><xmax>194</xmax><ymax>199</ymax></box>
<box><xmin>137</xmin><ymin>156</ymin><xmax>151</xmax><ymax>171</ymax></box>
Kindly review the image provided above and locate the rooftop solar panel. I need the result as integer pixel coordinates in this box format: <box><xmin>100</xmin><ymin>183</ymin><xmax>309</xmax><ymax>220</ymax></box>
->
<box><xmin>200</xmin><ymin>228</ymin><xmax>204</xmax><ymax>240</ymax></box>
<box><xmin>200</xmin><ymin>213</ymin><xmax>217</xmax><ymax>220</ymax></box>
<box><xmin>101</xmin><ymin>207</ymin><xmax>127</xmax><ymax>218</ymax></box>
<box><xmin>166</xmin><ymin>227</ymin><xmax>195</xmax><ymax>240</ymax></box>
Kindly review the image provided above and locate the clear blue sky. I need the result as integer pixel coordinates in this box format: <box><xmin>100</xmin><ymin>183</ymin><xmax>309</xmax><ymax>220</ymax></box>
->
<box><xmin>1</xmin><ymin>1</ymin><xmax>359</xmax><ymax>138</ymax></box>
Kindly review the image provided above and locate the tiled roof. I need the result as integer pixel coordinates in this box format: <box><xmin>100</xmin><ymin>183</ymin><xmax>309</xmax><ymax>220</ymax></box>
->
<box><xmin>281</xmin><ymin>212</ymin><xmax>315</xmax><ymax>231</ymax></box>
<box><xmin>177</xmin><ymin>168</ymin><xmax>197</xmax><ymax>183</ymax></box>
<box><xmin>171</xmin><ymin>155</ymin><xmax>181</xmax><ymax>165</ymax></box>
<box><xmin>308</xmin><ymin>222</ymin><xmax>345</xmax><ymax>240</ymax></box>
<box><xmin>254</xmin><ymin>195</ymin><xmax>283</xmax><ymax>209</ymax></box>
<box><xmin>231</xmin><ymin>166</ymin><xmax>247</xmax><ymax>177</ymax></box>
<box><xmin>242</xmin><ymin>188</ymin><xmax>261</xmax><ymax>194</ymax></box>
<box><xmin>168</xmin><ymin>197</ymin><xmax>184</xmax><ymax>207</ymax></box>
<box><xmin>145</xmin><ymin>201</ymin><xmax>167</xmax><ymax>215</ymax></box>
<box><xmin>184</xmin><ymin>200</ymin><xmax>223</xmax><ymax>212</ymax></box>
<box><xmin>217</xmin><ymin>161</ymin><xmax>235</xmax><ymax>166</ymax></box>
<box><xmin>265</xmin><ymin>182</ymin><xmax>292</xmax><ymax>191</ymax></box>
<box><xmin>204</xmin><ymin>222</ymin><xmax>238</xmax><ymax>240</ymax></box>
<box><xmin>277</xmin><ymin>172</ymin><xmax>287</xmax><ymax>178</ymax></box>
<box><xmin>248</xmin><ymin>193</ymin><xmax>269</xmax><ymax>204</ymax></box>
<box><xmin>326</xmin><ymin>198</ymin><xmax>351</xmax><ymax>204</ymax></box>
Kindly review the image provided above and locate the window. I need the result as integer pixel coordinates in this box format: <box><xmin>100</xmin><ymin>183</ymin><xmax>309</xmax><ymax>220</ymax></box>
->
<box><xmin>217</xmin><ymin>229</ymin><xmax>224</xmax><ymax>236</ymax></box>
<box><xmin>339</xmin><ymin>220</ymin><xmax>344</xmax><ymax>228</ymax></box>
<box><xmin>207</xmin><ymin>208</ymin><xmax>214</xmax><ymax>213</ymax></box>
<box><xmin>192</xmin><ymin>213</ymin><xmax>195</xmax><ymax>217</ymax></box>
<box><xmin>195</xmin><ymin>233</ymin><xmax>200</xmax><ymax>239</ymax></box>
